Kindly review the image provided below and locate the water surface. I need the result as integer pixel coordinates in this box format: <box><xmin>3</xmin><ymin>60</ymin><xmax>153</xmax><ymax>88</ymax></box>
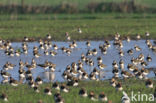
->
<box><xmin>0</xmin><ymin>40</ymin><xmax>155</xmax><ymax>83</ymax></box>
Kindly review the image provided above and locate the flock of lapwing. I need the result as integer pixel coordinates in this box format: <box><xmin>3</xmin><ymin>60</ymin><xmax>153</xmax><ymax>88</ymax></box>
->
<box><xmin>0</xmin><ymin>30</ymin><xmax>156</xmax><ymax>103</ymax></box>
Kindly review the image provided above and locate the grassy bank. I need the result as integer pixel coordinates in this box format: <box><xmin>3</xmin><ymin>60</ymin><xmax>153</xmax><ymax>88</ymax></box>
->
<box><xmin>0</xmin><ymin>13</ymin><xmax>156</xmax><ymax>41</ymax></box>
<box><xmin>0</xmin><ymin>78</ymin><xmax>155</xmax><ymax>103</ymax></box>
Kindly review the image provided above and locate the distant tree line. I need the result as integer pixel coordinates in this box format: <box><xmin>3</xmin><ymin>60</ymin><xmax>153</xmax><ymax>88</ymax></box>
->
<box><xmin>0</xmin><ymin>1</ymin><xmax>155</xmax><ymax>14</ymax></box>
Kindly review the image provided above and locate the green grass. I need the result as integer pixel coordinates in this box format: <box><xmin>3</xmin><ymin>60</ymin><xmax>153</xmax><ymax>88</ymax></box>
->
<box><xmin>0</xmin><ymin>0</ymin><xmax>156</xmax><ymax>8</ymax></box>
<box><xmin>0</xmin><ymin>13</ymin><xmax>156</xmax><ymax>41</ymax></box>
<box><xmin>0</xmin><ymin>78</ymin><xmax>155</xmax><ymax>103</ymax></box>
<box><xmin>1</xmin><ymin>13</ymin><xmax>156</xmax><ymax>20</ymax></box>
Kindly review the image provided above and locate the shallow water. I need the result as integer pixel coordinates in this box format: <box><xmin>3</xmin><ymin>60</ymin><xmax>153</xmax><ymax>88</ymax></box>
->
<box><xmin>0</xmin><ymin>40</ymin><xmax>155</xmax><ymax>83</ymax></box>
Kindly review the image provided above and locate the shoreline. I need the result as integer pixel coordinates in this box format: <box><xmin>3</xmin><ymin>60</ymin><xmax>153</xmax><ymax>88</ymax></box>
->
<box><xmin>1</xmin><ymin>35</ymin><xmax>155</xmax><ymax>42</ymax></box>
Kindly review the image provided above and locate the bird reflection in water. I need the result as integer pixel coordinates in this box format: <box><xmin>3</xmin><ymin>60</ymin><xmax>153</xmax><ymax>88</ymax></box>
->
<box><xmin>39</xmin><ymin>71</ymin><xmax>56</xmax><ymax>82</ymax></box>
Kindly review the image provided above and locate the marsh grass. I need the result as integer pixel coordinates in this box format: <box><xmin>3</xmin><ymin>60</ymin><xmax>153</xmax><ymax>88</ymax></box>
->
<box><xmin>0</xmin><ymin>78</ymin><xmax>155</xmax><ymax>103</ymax></box>
<box><xmin>0</xmin><ymin>13</ymin><xmax>156</xmax><ymax>41</ymax></box>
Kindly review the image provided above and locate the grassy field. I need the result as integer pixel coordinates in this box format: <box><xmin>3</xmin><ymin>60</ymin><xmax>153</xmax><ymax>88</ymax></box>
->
<box><xmin>0</xmin><ymin>78</ymin><xmax>155</xmax><ymax>103</ymax></box>
<box><xmin>0</xmin><ymin>0</ymin><xmax>156</xmax><ymax>8</ymax></box>
<box><xmin>0</xmin><ymin>13</ymin><xmax>156</xmax><ymax>41</ymax></box>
